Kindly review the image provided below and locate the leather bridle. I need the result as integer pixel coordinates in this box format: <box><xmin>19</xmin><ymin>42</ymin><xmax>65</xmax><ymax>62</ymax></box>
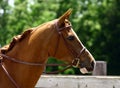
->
<box><xmin>54</xmin><ymin>20</ymin><xmax>86</xmax><ymax>67</ymax></box>
<box><xmin>0</xmin><ymin>20</ymin><xmax>86</xmax><ymax>88</ymax></box>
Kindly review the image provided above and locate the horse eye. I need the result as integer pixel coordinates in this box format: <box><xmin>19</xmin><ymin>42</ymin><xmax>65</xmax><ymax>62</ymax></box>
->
<box><xmin>67</xmin><ymin>35</ymin><xmax>75</xmax><ymax>41</ymax></box>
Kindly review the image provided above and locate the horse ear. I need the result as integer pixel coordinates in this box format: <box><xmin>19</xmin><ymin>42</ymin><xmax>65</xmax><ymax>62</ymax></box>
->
<box><xmin>58</xmin><ymin>9</ymin><xmax>72</xmax><ymax>27</ymax></box>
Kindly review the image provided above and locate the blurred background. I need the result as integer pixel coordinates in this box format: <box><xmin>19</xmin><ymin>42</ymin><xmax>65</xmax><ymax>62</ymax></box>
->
<box><xmin>0</xmin><ymin>0</ymin><xmax>120</xmax><ymax>75</ymax></box>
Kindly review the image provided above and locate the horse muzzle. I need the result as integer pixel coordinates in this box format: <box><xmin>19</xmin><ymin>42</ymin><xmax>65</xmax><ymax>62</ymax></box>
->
<box><xmin>72</xmin><ymin>58</ymin><xmax>96</xmax><ymax>74</ymax></box>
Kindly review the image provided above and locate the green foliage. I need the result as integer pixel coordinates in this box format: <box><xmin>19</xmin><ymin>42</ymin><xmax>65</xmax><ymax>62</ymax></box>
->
<box><xmin>0</xmin><ymin>0</ymin><xmax>120</xmax><ymax>75</ymax></box>
<box><xmin>0</xmin><ymin>0</ymin><xmax>11</xmax><ymax>45</ymax></box>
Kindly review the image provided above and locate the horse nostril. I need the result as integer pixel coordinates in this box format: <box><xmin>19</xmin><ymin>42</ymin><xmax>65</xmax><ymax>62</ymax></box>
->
<box><xmin>91</xmin><ymin>61</ymin><xmax>95</xmax><ymax>68</ymax></box>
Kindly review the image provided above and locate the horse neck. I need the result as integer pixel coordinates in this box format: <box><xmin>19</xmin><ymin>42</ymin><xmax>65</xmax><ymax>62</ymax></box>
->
<box><xmin>7</xmin><ymin>22</ymin><xmax>55</xmax><ymax>62</ymax></box>
<box><xmin>3</xmin><ymin>22</ymin><xmax>57</xmax><ymax>87</ymax></box>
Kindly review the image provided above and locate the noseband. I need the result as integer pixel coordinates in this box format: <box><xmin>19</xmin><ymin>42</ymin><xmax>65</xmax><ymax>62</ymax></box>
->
<box><xmin>0</xmin><ymin>20</ymin><xmax>86</xmax><ymax>88</ymax></box>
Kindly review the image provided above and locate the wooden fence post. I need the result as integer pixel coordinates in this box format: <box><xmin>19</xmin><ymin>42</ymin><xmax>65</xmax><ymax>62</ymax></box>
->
<box><xmin>92</xmin><ymin>61</ymin><xmax>107</xmax><ymax>75</ymax></box>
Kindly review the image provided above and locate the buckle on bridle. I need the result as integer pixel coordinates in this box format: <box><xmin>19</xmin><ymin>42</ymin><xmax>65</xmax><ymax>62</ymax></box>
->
<box><xmin>72</xmin><ymin>58</ymin><xmax>80</xmax><ymax>68</ymax></box>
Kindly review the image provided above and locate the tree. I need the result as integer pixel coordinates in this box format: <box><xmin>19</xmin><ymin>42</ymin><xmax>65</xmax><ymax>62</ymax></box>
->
<box><xmin>0</xmin><ymin>0</ymin><xmax>11</xmax><ymax>46</ymax></box>
<box><xmin>96</xmin><ymin>0</ymin><xmax>120</xmax><ymax>75</ymax></box>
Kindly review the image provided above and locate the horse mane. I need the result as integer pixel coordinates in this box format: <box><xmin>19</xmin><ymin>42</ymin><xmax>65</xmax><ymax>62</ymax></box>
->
<box><xmin>0</xmin><ymin>29</ymin><xmax>33</xmax><ymax>54</ymax></box>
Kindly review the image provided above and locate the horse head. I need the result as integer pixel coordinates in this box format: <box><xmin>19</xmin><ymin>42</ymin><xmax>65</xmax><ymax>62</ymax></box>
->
<box><xmin>49</xmin><ymin>9</ymin><xmax>96</xmax><ymax>74</ymax></box>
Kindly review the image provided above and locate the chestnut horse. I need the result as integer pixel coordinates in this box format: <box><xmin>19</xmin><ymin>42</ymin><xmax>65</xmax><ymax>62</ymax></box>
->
<box><xmin>0</xmin><ymin>9</ymin><xmax>95</xmax><ymax>88</ymax></box>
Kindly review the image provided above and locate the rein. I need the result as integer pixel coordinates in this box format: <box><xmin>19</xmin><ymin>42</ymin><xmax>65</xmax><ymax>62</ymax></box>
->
<box><xmin>0</xmin><ymin>20</ymin><xmax>86</xmax><ymax>88</ymax></box>
<box><xmin>0</xmin><ymin>56</ymin><xmax>19</xmax><ymax>88</ymax></box>
<box><xmin>0</xmin><ymin>53</ymin><xmax>73</xmax><ymax>88</ymax></box>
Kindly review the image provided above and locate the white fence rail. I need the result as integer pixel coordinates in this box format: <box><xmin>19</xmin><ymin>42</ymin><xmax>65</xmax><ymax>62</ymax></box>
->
<box><xmin>36</xmin><ymin>75</ymin><xmax>120</xmax><ymax>88</ymax></box>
